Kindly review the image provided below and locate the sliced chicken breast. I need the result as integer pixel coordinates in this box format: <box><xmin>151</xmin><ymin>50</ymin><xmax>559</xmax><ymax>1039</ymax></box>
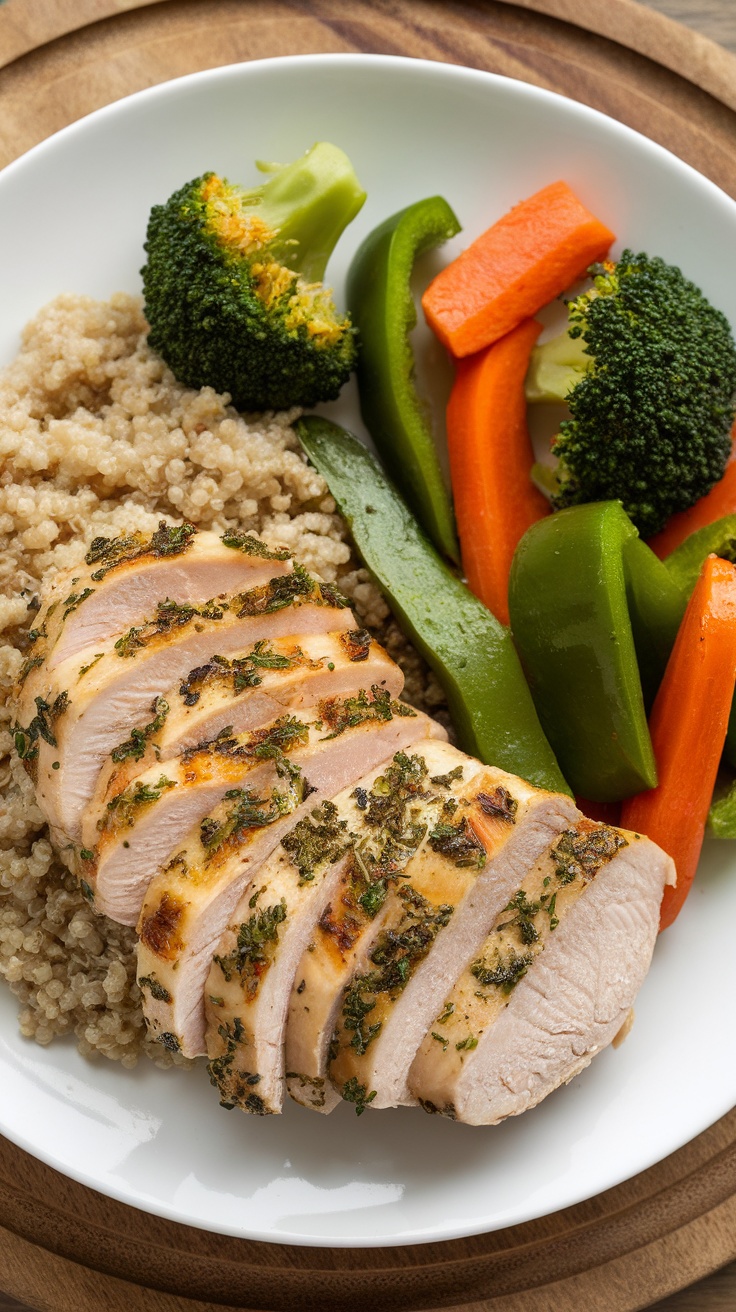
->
<box><xmin>136</xmin><ymin>712</ymin><xmax>444</xmax><ymax>1058</ymax></box>
<box><xmin>325</xmin><ymin>771</ymin><xmax>580</xmax><ymax>1111</ymax></box>
<box><xmin>19</xmin><ymin>525</ymin><xmax>293</xmax><ymax>677</ymax></box>
<box><xmin>203</xmin><ymin>744</ymin><xmax>465</xmax><ymax>1115</ymax></box>
<box><xmin>20</xmin><ymin>570</ymin><xmax>353</xmax><ymax>840</ymax></box>
<box><xmin>408</xmin><ymin>823</ymin><xmax>673</xmax><ymax>1124</ymax></box>
<box><xmin>284</xmin><ymin>748</ymin><xmax>571</xmax><ymax>1115</ymax></box>
<box><xmin>92</xmin><ymin>629</ymin><xmax>401</xmax><ymax>803</ymax></box>
<box><xmin>85</xmin><ymin>690</ymin><xmax>425</xmax><ymax>925</ymax></box>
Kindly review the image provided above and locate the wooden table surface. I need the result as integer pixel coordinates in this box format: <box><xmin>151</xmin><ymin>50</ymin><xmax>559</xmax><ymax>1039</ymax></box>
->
<box><xmin>1</xmin><ymin>0</ymin><xmax>735</xmax><ymax>1309</ymax></box>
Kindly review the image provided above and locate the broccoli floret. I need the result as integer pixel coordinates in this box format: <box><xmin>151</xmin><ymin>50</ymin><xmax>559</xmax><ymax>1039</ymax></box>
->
<box><xmin>141</xmin><ymin>142</ymin><xmax>366</xmax><ymax>411</ymax></box>
<box><xmin>525</xmin><ymin>251</ymin><xmax>736</xmax><ymax>536</ymax></box>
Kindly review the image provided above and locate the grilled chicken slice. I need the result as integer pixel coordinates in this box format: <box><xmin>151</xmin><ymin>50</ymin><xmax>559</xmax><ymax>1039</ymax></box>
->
<box><xmin>20</xmin><ymin>525</ymin><xmax>293</xmax><ymax>676</ymax></box>
<box><xmin>136</xmin><ymin>714</ymin><xmax>444</xmax><ymax>1057</ymax></box>
<box><xmin>92</xmin><ymin>629</ymin><xmax>400</xmax><ymax>803</ymax></box>
<box><xmin>87</xmin><ymin>691</ymin><xmax>435</xmax><ymax>927</ymax></box>
<box><xmin>408</xmin><ymin>823</ymin><xmax>674</xmax><ymax>1125</ymax></box>
<box><xmin>203</xmin><ymin>744</ymin><xmax>468</xmax><ymax>1115</ymax></box>
<box><xmin>19</xmin><ymin>570</ymin><xmax>353</xmax><ymax>841</ymax></box>
<box><xmin>323</xmin><ymin>768</ymin><xmax>580</xmax><ymax>1112</ymax></box>
<box><xmin>284</xmin><ymin>749</ymin><xmax>577</xmax><ymax>1114</ymax></box>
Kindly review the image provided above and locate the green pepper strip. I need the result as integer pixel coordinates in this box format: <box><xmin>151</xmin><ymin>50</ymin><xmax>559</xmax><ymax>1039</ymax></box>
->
<box><xmin>296</xmin><ymin>415</ymin><xmax>569</xmax><ymax>795</ymax></box>
<box><xmin>509</xmin><ymin>502</ymin><xmax>685</xmax><ymax>803</ymax></box>
<box><xmin>661</xmin><ymin>514</ymin><xmax>736</xmax><ymax>830</ymax></box>
<box><xmin>347</xmin><ymin>196</ymin><xmax>461</xmax><ymax>564</ymax></box>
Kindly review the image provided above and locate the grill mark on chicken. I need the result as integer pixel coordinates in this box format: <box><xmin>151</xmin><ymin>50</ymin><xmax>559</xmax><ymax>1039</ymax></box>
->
<box><xmin>338</xmin><ymin>628</ymin><xmax>372</xmax><ymax>662</ymax></box>
<box><xmin>140</xmin><ymin>892</ymin><xmax>186</xmax><ymax>960</ymax></box>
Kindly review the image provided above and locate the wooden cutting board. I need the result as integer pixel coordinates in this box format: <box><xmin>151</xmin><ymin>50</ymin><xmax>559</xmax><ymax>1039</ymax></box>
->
<box><xmin>1</xmin><ymin>2</ymin><xmax>736</xmax><ymax>1310</ymax></box>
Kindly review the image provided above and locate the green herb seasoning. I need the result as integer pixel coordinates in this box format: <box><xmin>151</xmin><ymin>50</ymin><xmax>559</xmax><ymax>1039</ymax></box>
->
<box><xmin>114</xmin><ymin>598</ymin><xmax>226</xmax><ymax>659</ymax></box>
<box><xmin>455</xmin><ymin>1035</ymin><xmax>479</xmax><ymax>1052</ymax></box>
<box><xmin>198</xmin><ymin>787</ymin><xmax>296</xmax><ymax>860</ymax></box>
<box><xmin>185</xmin><ymin>715</ymin><xmax>310</xmax><ymax>770</ymax></box>
<box><xmin>62</xmin><ymin>586</ymin><xmax>94</xmax><ymax>620</ymax></box>
<box><xmin>78</xmin><ymin>652</ymin><xmax>104</xmax><ymax>680</ymax></box>
<box><xmin>477</xmin><ymin>786</ymin><xmax>518</xmax><ymax>822</ymax></box>
<box><xmin>497</xmin><ymin>889</ymin><xmax>541</xmax><ymax>945</ymax></box>
<box><xmin>178</xmin><ymin>641</ymin><xmax>304</xmax><ymax>706</ymax></box>
<box><xmin>207</xmin><ymin>1018</ymin><xmax>270</xmax><ymax>1113</ymax></box>
<box><xmin>319</xmin><ymin>685</ymin><xmax>414</xmax><ymax>739</ymax></box>
<box><xmin>281</xmin><ymin>800</ymin><xmax>351</xmax><ymax>884</ymax></box>
<box><xmin>13</xmin><ymin>690</ymin><xmax>70</xmax><ymax>778</ymax></box>
<box><xmin>337</xmin><ymin>886</ymin><xmax>453</xmax><ymax>1056</ymax></box>
<box><xmin>99</xmin><ymin>774</ymin><xmax>176</xmax><ymax>833</ymax></box>
<box><xmin>234</xmin><ymin>564</ymin><xmax>344</xmax><ymax>618</ymax></box>
<box><xmin>551</xmin><ymin>825</ymin><xmax>627</xmax><ymax>886</ymax></box>
<box><xmin>138</xmin><ymin>974</ymin><xmax>172</xmax><ymax>1004</ymax></box>
<box><xmin>213</xmin><ymin>901</ymin><xmax>287</xmax><ymax>996</ymax></box>
<box><xmin>86</xmin><ymin>521</ymin><xmax>196</xmax><ymax>580</ymax></box>
<box><xmin>220</xmin><ymin>530</ymin><xmax>291</xmax><ymax>560</ymax></box>
<box><xmin>341</xmin><ymin>1077</ymin><xmax>377</xmax><ymax>1116</ymax></box>
<box><xmin>110</xmin><ymin>697</ymin><xmax>169</xmax><ymax>763</ymax></box>
<box><xmin>428</xmin><ymin>809</ymin><xmax>486</xmax><ymax>869</ymax></box>
<box><xmin>470</xmin><ymin>949</ymin><xmax>533</xmax><ymax>994</ymax></box>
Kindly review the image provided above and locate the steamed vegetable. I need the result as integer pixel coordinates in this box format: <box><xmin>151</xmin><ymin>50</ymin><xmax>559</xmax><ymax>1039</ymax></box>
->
<box><xmin>526</xmin><ymin>253</ymin><xmax>736</xmax><ymax>536</ymax></box>
<box><xmin>446</xmin><ymin>318</ymin><xmax>549</xmax><ymax>624</ymax></box>
<box><xmin>621</xmin><ymin>555</ymin><xmax>736</xmax><ymax>930</ymax></box>
<box><xmin>509</xmin><ymin>502</ymin><xmax>685</xmax><ymax>802</ymax></box>
<box><xmin>142</xmin><ymin>143</ymin><xmax>366</xmax><ymax>411</ymax></box>
<box><xmin>421</xmin><ymin>180</ymin><xmax>614</xmax><ymax>357</ymax></box>
<box><xmin>648</xmin><ymin>425</ymin><xmax>736</xmax><ymax>557</ymax></box>
<box><xmin>296</xmin><ymin>415</ymin><xmax>569</xmax><ymax>794</ymax></box>
<box><xmin>347</xmin><ymin>196</ymin><xmax>461</xmax><ymax>562</ymax></box>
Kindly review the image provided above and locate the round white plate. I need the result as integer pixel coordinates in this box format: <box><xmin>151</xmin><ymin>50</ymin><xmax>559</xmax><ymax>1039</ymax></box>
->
<box><xmin>1</xmin><ymin>55</ymin><xmax>735</xmax><ymax>1249</ymax></box>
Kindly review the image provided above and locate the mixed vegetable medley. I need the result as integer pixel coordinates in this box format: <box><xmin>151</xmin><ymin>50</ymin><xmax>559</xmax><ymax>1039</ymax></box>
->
<box><xmin>142</xmin><ymin>142</ymin><xmax>736</xmax><ymax>935</ymax></box>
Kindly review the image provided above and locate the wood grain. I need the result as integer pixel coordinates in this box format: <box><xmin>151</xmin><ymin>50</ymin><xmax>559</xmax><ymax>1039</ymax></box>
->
<box><xmin>0</xmin><ymin>2</ymin><xmax>736</xmax><ymax>1311</ymax></box>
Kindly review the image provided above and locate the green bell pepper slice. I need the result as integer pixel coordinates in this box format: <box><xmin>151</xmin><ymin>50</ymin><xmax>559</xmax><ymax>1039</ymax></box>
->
<box><xmin>508</xmin><ymin>502</ymin><xmax>684</xmax><ymax>803</ymax></box>
<box><xmin>347</xmin><ymin>196</ymin><xmax>461</xmax><ymax>563</ymax></box>
<box><xmin>663</xmin><ymin>514</ymin><xmax>736</xmax><ymax>595</ymax></box>
<box><xmin>297</xmin><ymin>415</ymin><xmax>569</xmax><ymax>795</ymax></box>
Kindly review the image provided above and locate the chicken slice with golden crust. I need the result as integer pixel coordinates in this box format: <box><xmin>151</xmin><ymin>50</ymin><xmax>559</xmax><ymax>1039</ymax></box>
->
<box><xmin>290</xmin><ymin>765</ymin><xmax>579</xmax><ymax>1114</ymax></box>
<box><xmin>203</xmin><ymin>744</ymin><xmax>465</xmax><ymax>1115</ymax></box>
<box><xmin>136</xmin><ymin>712</ymin><xmax>445</xmax><ymax>1058</ymax></box>
<box><xmin>20</xmin><ymin>524</ymin><xmax>293</xmax><ymax>676</ymax></box>
<box><xmin>18</xmin><ymin>568</ymin><xmax>353</xmax><ymax>842</ymax></box>
<box><xmin>408</xmin><ymin>823</ymin><xmax>674</xmax><ymax>1124</ymax></box>
<box><xmin>92</xmin><ymin>628</ymin><xmax>400</xmax><ymax>803</ymax></box>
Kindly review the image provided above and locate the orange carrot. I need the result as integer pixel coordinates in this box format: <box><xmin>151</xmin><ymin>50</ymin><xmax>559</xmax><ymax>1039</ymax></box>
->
<box><xmin>620</xmin><ymin>554</ymin><xmax>736</xmax><ymax>931</ymax></box>
<box><xmin>647</xmin><ymin>423</ymin><xmax>736</xmax><ymax>558</ymax></box>
<box><xmin>446</xmin><ymin>318</ymin><xmax>549</xmax><ymax>625</ymax></box>
<box><xmin>422</xmin><ymin>181</ymin><xmax>615</xmax><ymax>359</ymax></box>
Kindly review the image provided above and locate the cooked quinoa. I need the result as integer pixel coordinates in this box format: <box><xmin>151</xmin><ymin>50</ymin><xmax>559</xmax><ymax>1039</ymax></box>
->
<box><xmin>0</xmin><ymin>293</ymin><xmax>446</xmax><ymax>1069</ymax></box>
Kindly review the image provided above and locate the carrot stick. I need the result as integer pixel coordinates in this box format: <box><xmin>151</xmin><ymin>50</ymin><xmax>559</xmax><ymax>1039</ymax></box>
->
<box><xmin>422</xmin><ymin>181</ymin><xmax>615</xmax><ymax>358</ymax></box>
<box><xmin>620</xmin><ymin>554</ymin><xmax>736</xmax><ymax>931</ymax></box>
<box><xmin>647</xmin><ymin>423</ymin><xmax>736</xmax><ymax>559</ymax></box>
<box><xmin>446</xmin><ymin>318</ymin><xmax>549</xmax><ymax>625</ymax></box>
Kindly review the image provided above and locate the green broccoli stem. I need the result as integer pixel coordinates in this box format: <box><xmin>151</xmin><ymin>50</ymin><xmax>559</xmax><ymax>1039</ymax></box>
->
<box><xmin>245</xmin><ymin>142</ymin><xmax>366</xmax><ymax>283</ymax></box>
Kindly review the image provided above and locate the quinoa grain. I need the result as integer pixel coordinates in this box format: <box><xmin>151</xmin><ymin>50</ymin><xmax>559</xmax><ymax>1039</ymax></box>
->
<box><xmin>0</xmin><ymin>293</ymin><xmax>445</xmax><ymax>1069</ymax></box>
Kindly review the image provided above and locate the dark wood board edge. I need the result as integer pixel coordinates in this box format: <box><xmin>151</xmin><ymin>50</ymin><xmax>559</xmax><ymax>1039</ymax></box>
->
<box><xmin>1</xmin><ymin>0</ymin><xmax>736</xmax><ymax>116</ymax></box>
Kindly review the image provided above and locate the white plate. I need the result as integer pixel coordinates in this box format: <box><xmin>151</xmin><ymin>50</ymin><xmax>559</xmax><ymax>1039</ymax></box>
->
<box><xmin>1</xmin><ymin>54</ymin><xmax>735</xmax><ymax>1249</ymax></box>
